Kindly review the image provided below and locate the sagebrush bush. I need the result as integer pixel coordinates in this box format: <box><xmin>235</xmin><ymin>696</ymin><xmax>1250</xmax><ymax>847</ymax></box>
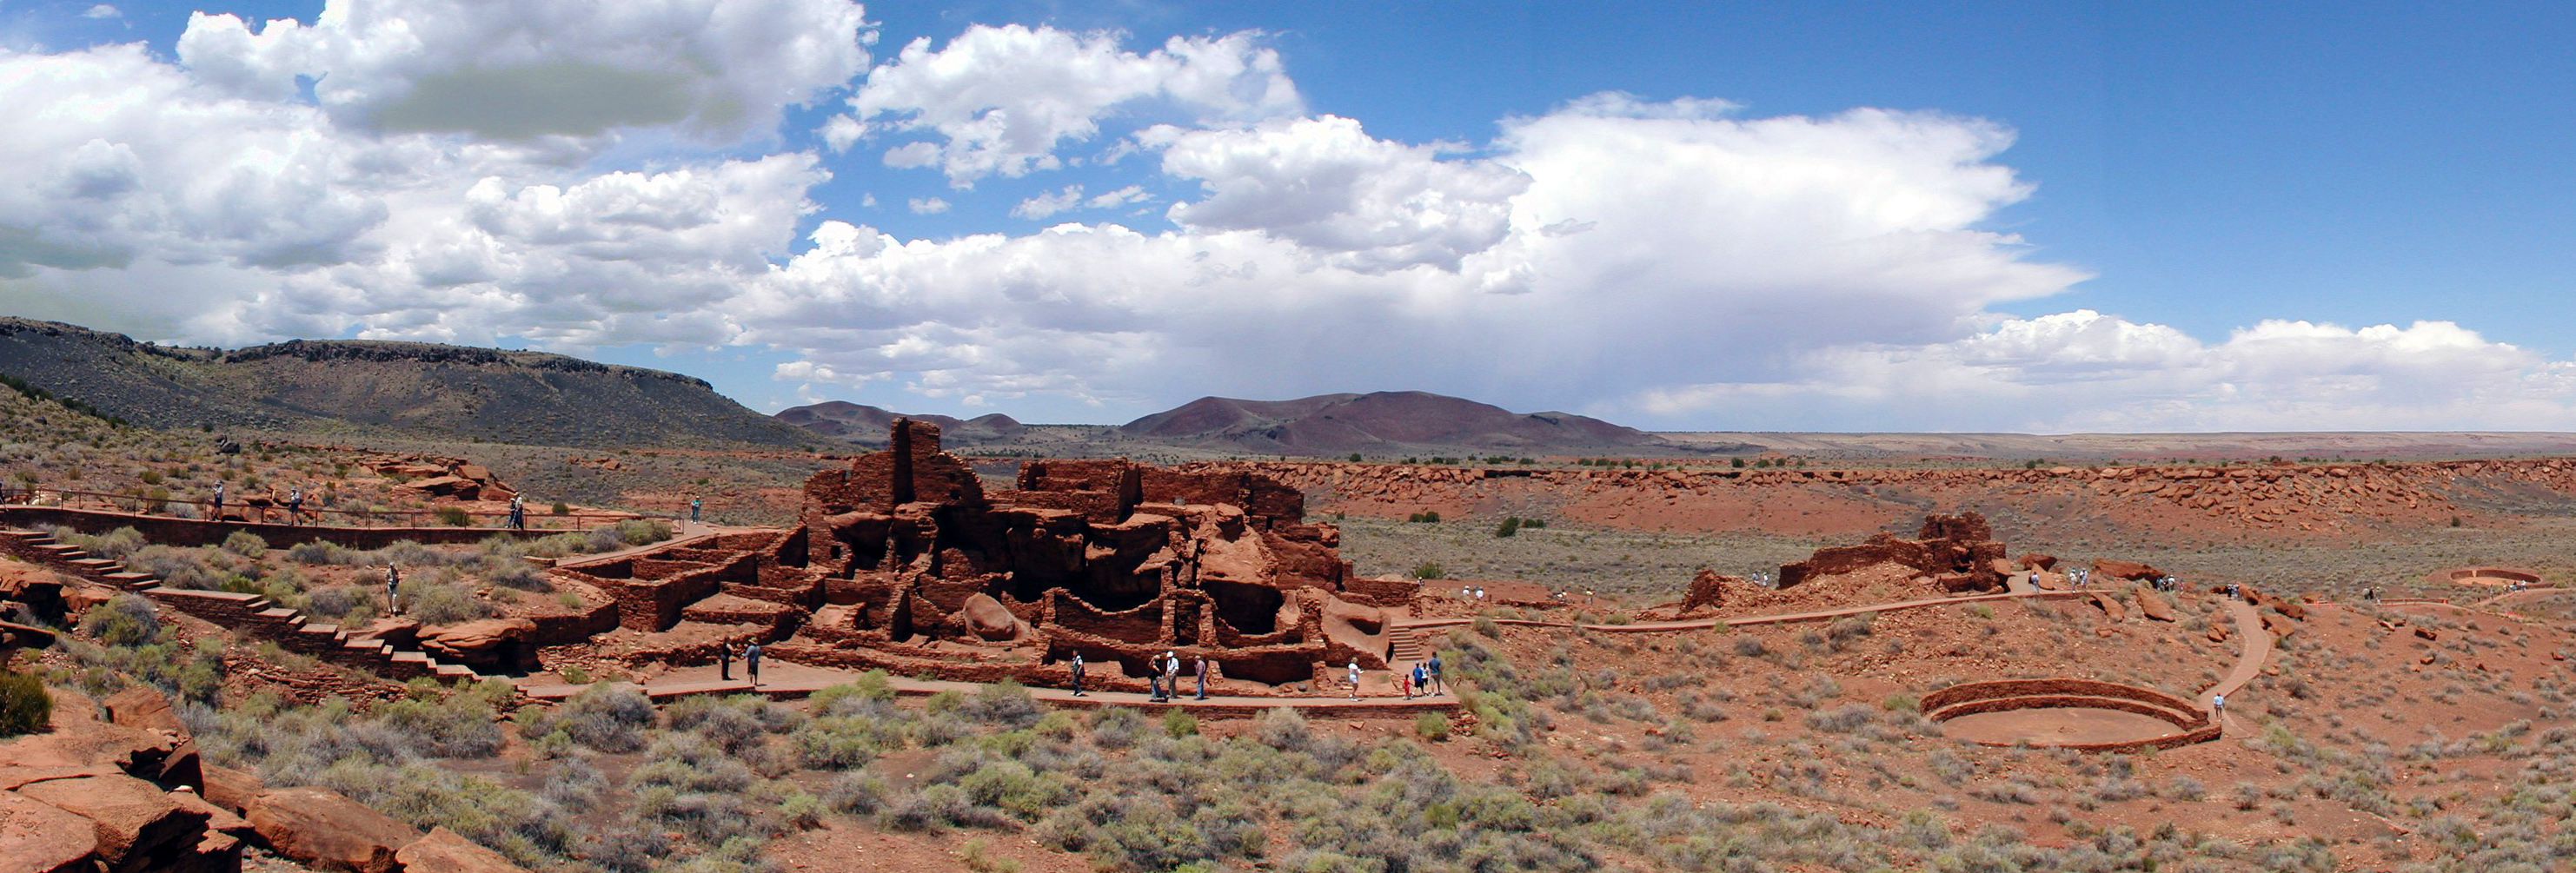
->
<box><xmin>0</xmin><ymin>672</ymin><xmax>50</xmax><ymax>737</ymax></box>
<box><xmin>403</xmin><ymin>583</ymin><xmax>496</xmax><ymax>625</ymax></box>
<box><xmin>81</xmin><ymin>593</ymin><xmax>161</xmax><ymax>646</ymax></box>
<box><xmin>531</xmin><ymin>685</ymin><xmax>656</xmax><ymax>753</ymax></box>
<box><xmin>221</xmin><ymin>530</ymin><xmax>268</xmax><ymax>556</ymax></box>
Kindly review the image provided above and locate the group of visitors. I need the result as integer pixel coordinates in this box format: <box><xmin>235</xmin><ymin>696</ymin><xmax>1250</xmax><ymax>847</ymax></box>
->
<box><xmin>1147</xmin><ymin>650</ymin><xmax>1208</xmax><ymax>702</ymax></box>
<box><xmin>2149</xmin><ymin>575</ymin><xmax>2181</xmax><ymax>592</ymax></box>
<box><xmin>1457</xmin><ymin>585</ymin><xmax>1487</xmax><ymax>601</ymax></box>
<box><xmin>715</xmin><ymin>640</ymin><xmax>764</xmax><ymax>685</ymax></box>
<box><xmin>505</xmin><ymin>495</ymin><xmax>527</xmax><ymax>530</ymax></box>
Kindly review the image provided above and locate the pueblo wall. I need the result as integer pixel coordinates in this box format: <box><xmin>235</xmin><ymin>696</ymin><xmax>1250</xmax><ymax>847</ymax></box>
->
<box><xmin>1778</xmin><ymin>513</ymin><xmax>2008</xmax><ymax>592</ymax></box>
<box><xmin>788</xmin><ymin>420</ymin><xmax>1404</xmax><ymax>686</ymax></box>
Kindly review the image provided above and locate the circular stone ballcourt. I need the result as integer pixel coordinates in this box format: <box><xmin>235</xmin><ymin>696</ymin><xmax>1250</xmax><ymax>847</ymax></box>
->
<box><xmin>1937</xmin><ymin>707</ymin><xmax>2181</xmax><ymax>746</ymax></box>
<box><xmin>2426</xmin><ymin>566</ymin><xmax>2545</xmax><ymax>588</ymax></box>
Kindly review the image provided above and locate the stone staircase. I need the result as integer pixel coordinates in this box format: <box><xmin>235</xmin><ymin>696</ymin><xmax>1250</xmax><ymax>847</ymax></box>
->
<box><xmin>1385</xmin><ymin>625</ymin><xmax>1433</xmax><ymax>665</ymax></box>
<box><xmin>4</xmin><ymin>529</ymin><xmax>480</xmax><ymax>681</ymax></box>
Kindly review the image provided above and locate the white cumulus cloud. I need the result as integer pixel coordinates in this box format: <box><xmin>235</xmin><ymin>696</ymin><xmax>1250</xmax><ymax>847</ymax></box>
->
<box><xmin>846</xmin><ymin>23</ymin><xmax>1301</xmax><ymax>185</ymax></box>
<box><xmin>176</xmin><ymin>0</ymin><xmax>873</xmax><ymax>142</ymax></box>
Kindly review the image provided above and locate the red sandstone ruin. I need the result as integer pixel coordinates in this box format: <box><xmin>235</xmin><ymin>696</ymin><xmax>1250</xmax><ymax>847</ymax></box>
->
<box><xmin>1777</xmin><ymin>512</ymin><xmax>2009</xmax><ymax>592</ymax></box>
<box><xmin>551</xmin><ymin>420</ymin><xmax>1421</xmax><ymax>691</ymax></box>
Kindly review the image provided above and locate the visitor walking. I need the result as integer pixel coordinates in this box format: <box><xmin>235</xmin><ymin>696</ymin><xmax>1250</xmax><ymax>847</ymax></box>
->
<box><xmin>287</xmin><ymin>487</ymin><xmax>303</xmax><ymax>526</ymax></box>
<box><xmin>2212</xmin><ymin>692</ymin><xmax>2226</xmax><ymax>725</ymax></box>
<box><xmin>1194</xmin><ymin>654</ymin><xmax>1209</xmax><ymax>700</ymax></box>
<box><xmin>211</xmin><ymin>483</ymin><xmax>224</xmax><ymax>519</ymax></box>
<box><xmin>1427</xmin><ymin>651</ymin><xmax>1444</xmax><ymax>694</ymax></box>
<box><xmin>508</xmin><ymin>495</ymin><xmax>526</xmax><ymax>531</ymax></box>
<box><xmin>718</xmin><ymin>641</ymin><xmax>734</xmax><ymax>681</ymax></box>
<box><xmin>1411</xmin><ymin>663</ymin><xmax>1427</xmax><ymax>699</ymax></box>
<box><xmin>1398</xmin><ymin>666</ymin><xmax>1413</xmax><ymax>699</ymax></box>
<box><xmin>1152</xmin><ymin>651</ymin><xmax>1172</xmax><ymax>701</ymax></box>
<box><xmin>1347</xmin><ymin>660</ymin><xmax>1362</xmax><ymax>701</ymax></box>
<box><xmin>384</xmin><ymin>565</ymin><xmax>401</xmax><ymax>616</ymax></box>
<box><xmin>1068</xmin><ymin>651</ymin><xmax>1086</xmax><ymax>697</ymax></box>
<box><xmin>690</xmin><ymin>498</ymin><xmax>701</xmax><ymax>523</ymax></box>
<box><xmin>744</xmin><ymin>642</ymin><xmax>763</xmax><ymax>686</ymax></box>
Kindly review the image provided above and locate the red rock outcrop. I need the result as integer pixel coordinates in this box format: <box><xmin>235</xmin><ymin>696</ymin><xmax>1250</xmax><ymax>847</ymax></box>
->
<box><xmin>419</xmin><ymin>618</ymin><xmax>539</xmax><ymax>672</ymax></box>
<box><xmin>395</xmin><ymin>827</ymin><xmax>530</xmax><ymax>873</ymax></box>
<box><xmin>246</xmin><ymin>786</ymin><xmax>422</xmax><ymax>873</ymax></box>
<box><xmin>2092</xmin><ymin>559</ymin><xmax>2165</xmax><ymax>581</ymax></box>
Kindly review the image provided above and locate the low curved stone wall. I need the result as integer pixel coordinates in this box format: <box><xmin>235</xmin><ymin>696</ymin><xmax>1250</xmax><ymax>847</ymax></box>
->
<box><xmin>2424</xmin><ymin>566</ymin><xmax>2544</xmax><ymax>587</ymax></box>
<box><xmin>1923</xmin><ymin>678</ymin><xmax>2219</xmax><ymax>752</ymax></box>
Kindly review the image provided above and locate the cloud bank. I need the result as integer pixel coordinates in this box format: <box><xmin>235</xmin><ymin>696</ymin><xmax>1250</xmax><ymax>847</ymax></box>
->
<box><xmin>3</xmin><ymin>3</ymin><xmax>2572</xmax><ymax>431</ymax></box>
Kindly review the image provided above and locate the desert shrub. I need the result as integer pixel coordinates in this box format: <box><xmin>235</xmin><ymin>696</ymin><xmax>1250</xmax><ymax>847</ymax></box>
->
<box><xmin>1162</xmin><ymin>708</ymin><xmax>1198</xmax><ymax>738</ymax></box>
<box><xmin>536</xmin><ymin>685</ymin><xmax>655</xmax><ymax>753</ymax></box>
<box><xmin>962</xmin><ymin>679</ymin><xmax>1042</xmax><ymax>728</ymax></box>
<box><xmin>62</xmin><ymin>526</ymin><xmax>146</xmax><ymax>560</ymax></box>
<box><xmin>1089</xmin><ymin>707</ymin><xmax>1148</xmax><ymax>750</ymax></box>
<box><xmin>635</xmin><ymin>733</ymin><xmax>757</xmax><ymax>794</ymax></box>
<box><xmin>1474</xmin><ymin>614</ymin><xmax>1501</xmax><ymax>638</ymax></box>
<box><xmin>377</xmin><ymin>695</ymin><xmax>503</xmax><ymax>757</ymax></box>
<box><xmin>221</xmin><ymin>530</ymin><xmax>268</xmax><ymax>556</ymax></box>
<box><xmin>886</xmin><ymin>784</ymin><xmax>975</xmax><ymax>832</ymax></box>
<box><xmin>580</xmin><ymin>830</ymin><xmax>669</xmax><ymax>873</ymax></box>
<box><xmin>1252</xmin><ymin>706</ymin><xmax>1311</xmax><ymax>752</ymax></box>
<box><xmin>0</xmin><ymin>672</ymin><xmax>50</xmax><ymax>737</ymax></box>
<box><xmin>126</xmin><ymin>545</ymin><xmax>216</xmax><ymax>590</ymax></box>
<box><xmin>284</xmin><ymin>540</ymin><xmax>359</xmax><ymax>565</ymax></box>
<box><xmin>1732</xmin><ymin>636</ymin><xmax>1767</xmax><ymax>657</ymax></box>
<box><xmin>1826</xmin><ymin>613</ymin><xmax>1875</xmax><ymax>642</ymax></box>
<box><xmin>1412</xmin><ymin>560</ymin><xmax>1445</xmax><ymax>579</ymax></box>
<box><xmin>303</xmin><ymin>586</ymin><xmax>366</xmax><ymax>620</ymax></box>
<box><xmin>667</xmin><ymin>694</ymin><xmax>798</xmax><ymax>755</ymax></box>
<box><xmin>484</xmin><ymin>559</ymin><xmax>551</xmax><ymax>592</ymax></box>
<box><xmin>80</xmin><ymin>593</ymin><xmax>162</xmax><ymax>646</ymax></box>
<box><xmin>615</xmin><ymin>519</ymin><xmax>673</xmax><ymax>546</ymax></box>
<box><xmin>434</xmin><ymin>506</ymin><xmax>473</xmax><ymax>527</ymax></box>
<box><xmin>540</xmin><ymin>756</ymin><xmax>606</xmax><ymax>807</ymax></box>
<box><xmin>825</xmin><ymin>771</ymin><xmax>893</xmax><ymax>815</ymax></box>
<box><xmin>1415</xmin><ymin>711</ymin><xmax>1451</xmax><ymax>741</ymax></box>
<box><xmin>403</xmin><ymin>583</ymin><xmax>497</xmax><ymax>625</ymax></box>
<box><xmin>1804</xmin><ymin>704</ymin><xmax>1875</xmax><ymax>734</ymax></box>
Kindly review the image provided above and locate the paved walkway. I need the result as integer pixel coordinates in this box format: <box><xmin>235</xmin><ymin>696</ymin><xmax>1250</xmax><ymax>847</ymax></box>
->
<box><xmin>552</xmin><ymin>519</ymin><xmax>716</xmax><ymax>567</ymax></box>
<box><xmin>2198</xmin><ymin>599</ymin><xmax>2271</xmax><ymax>735</ymax></box>
<box><xmin>518</xmin><ymin>659</ymin><xmax>1462</xmax><ymax>718</ymax></box>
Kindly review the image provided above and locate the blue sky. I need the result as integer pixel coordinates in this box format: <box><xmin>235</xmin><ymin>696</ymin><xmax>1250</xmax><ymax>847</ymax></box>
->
<box><xmin>3</xmin><ymin>1</ymin><xmax>2573</xmax><ymax>431</ymax></box>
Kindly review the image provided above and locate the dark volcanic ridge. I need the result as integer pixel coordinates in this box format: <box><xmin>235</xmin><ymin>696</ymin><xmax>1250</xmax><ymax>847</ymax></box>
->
<box><xmin>778</xmin><ymin>390</ymin><xmax>1723</xmax><ymax>459</ymax></box>
<box><xmin>0</xmin><ymin>317</ymin><xmax>813</xmax><ymax>448</ymax></box>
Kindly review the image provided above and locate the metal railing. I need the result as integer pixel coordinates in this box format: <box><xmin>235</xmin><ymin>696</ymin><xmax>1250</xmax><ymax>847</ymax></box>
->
<box><xmin>0</xmin><ymin>486</ymin><xmax>635</xmax><ymax>532</ymax></box>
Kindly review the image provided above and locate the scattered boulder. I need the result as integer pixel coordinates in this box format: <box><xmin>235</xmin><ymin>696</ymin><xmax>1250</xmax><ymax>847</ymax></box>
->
<box><xmin>2261</xmin><ymin>612</ymin><xmax>2298</xmax><ymax>638</ymax></box>
<box><xmin>420</xmin><ymin>618</ymin><xmax>537</xmax><ymax>672</ymax></box>
<box><xmin>2134</xmin><ymin>589</ymin><xmax>2176</xmax><ymax>622</ymax></box>
<box><xmin>102</xmin><ymin>687</ymin><xmax>185</xmax><ymax>736</ymax></box>
<box><xmin>2208</xmin><ymin>619</ymin><xmax>2230</xmax><ymax>643</ymax></box>
<box><xmin>2415</xmin><ymin>627</ymin><xmax>2439</xmax><ymax>642</ymax></box>
<box><xmin>2092</xmin><ymin>559</ymin><xmax>2165</xmax><ymax>581</ymax></box>
<box><xmin>959</xmin><ymin>593</ymin><xmax>1030</xmax><ymax>643</ymax></box>
<box><xmin>0</xmin><ymin>789</ymin><xmax>97</xmax><ymax>873</ymax></box>
<box><xmin>395</xmin><ymin>827</ymin><xmax>530</xmax><ymax>873</ymax></box>
<box><xmin>2089</xmin><ymin>592</ymin><xmax>2128</xmax><ymax>620</ymax></box>
<box><xmin>16</xmin><ymin>774</ymin><xmax>209</xmax><ymax>872</ymax></box>
<box><xmin>2017</xmin><ymin>553</ymin><xmax>2059</xmax><ymax>571</ymax></box>
<box><xmin>246</xmin><ymin>787</ymin><xmax>422</xmax><ymax>873</ymax></box>
<box><xmin>199</xmin><ymin>764</ymin><xmax>264</xmax><ymax>815</ymax></box>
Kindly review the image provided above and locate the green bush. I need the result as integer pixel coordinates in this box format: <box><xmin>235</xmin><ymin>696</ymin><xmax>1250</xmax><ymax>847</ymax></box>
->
<box><xmin>221</xmin><ymin>530</ymin><xmax>268</xmax><ymax>556</ymax></box>
<box><xmin>434</xmin><ymin>506</ymin><xmax>474</xmax><ymax>527</ymax></box>
<box><xmin>0</xmin><ymin>672</ymin><xmax>50</xmax><ymax>737</ymax></box>
<box><xmin>80</xmin><ymin>594</ymin><xmax>162</xmax><ymax>646</ymax></box>
<box><xmin>404</xmin><ymin>583</ymin><xmax>497</xmax><ymax>625</ymax></box>
<box><xmin>1411</xmin><ymin>560</ymin><xmax>1444</xmax><ymax>580</ymax></box>
<box><xmin>1495</xmin><ymin>516</ymin><xmax>1520</xmax><ymax>538</ymax></box>
<box><xmin>1162</xmin><ymin>708</ymin><xmax>1198</xmax><ymax>738</ymax></box>
<box><xmin>1415</xmin><ymin>711</ymin><xmax>1450</xmax><ymax>741</ymax></box>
